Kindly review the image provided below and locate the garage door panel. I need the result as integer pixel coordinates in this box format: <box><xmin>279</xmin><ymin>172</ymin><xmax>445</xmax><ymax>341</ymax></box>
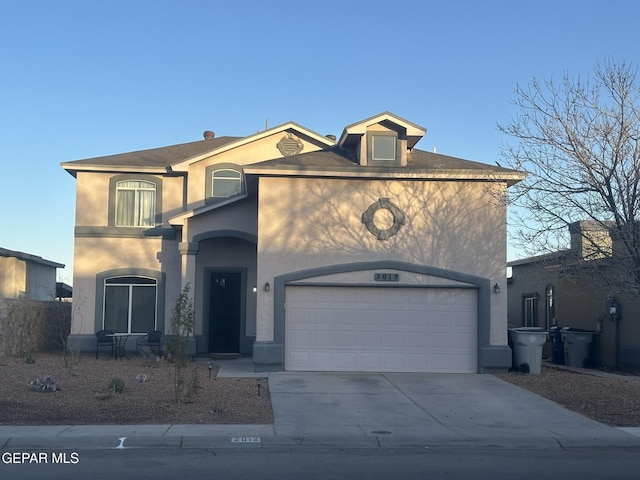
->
<box><xmin>406</xmin><ymin>333</ymin><xmax>428</xmax><ymax>348</ymax></box>
<box><xmin>334</xmin><ymin>352</ymin><xmax>358</xmax><ymax>369</ymax></box>
<box><xmin>285</xmin><ymin>286</ymin><xmax>477</xmax><ymax>373</ymax></box>
<box><xmin>335</xmin><ymin>331</ymin><xmax>358</xmax><ymax>347</ymax></box>
<box><xmin>311</xmin><ymin>330</ymin><xmax>333</xmax><ymax>347</ymax></box>
<box><xmin>359</xmin><ymin>331</ymin><xmax>382</xmax><ymax>348</ymax></box>
<box><xmin>384</xmin><ymin>331</ymin><xmax>405</xmax><ymax>348</ymax></box>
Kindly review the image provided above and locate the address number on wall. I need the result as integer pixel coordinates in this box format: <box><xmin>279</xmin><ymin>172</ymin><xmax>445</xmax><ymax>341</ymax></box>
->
<box><xmin>374</xmin><ymin>273</ymin><xmax>399</xmax><ymax>282</ymax></box>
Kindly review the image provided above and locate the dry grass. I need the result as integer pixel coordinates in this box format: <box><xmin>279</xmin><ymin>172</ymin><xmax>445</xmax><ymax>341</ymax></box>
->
<box><xmin>0</xmin><ymin>352</ymin><xmax>273</xmax><ymax>426</ymax></box>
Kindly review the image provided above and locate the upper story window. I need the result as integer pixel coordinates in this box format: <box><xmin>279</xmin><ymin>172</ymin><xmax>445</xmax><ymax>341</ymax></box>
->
<box><xmin>205</xmin><ymin>164</ymin><xmax>246</xmax><ymax>204</ymax></box>
<box><xmin>115</xmin><ymin>180</ymin><xmax>156</xmax><ymax>227</ymax></box>
<box><xmin>372</xmin><ymin>135</ymin><xmax>397</xmax><ymax>161</ymax></box>
<box><xmin>367</xmin><ymin>132</ymin><xmax>400</xmax><ymax>166</ymax></box>
<box><xmin>212</xmin><ymin>169</ymin><xmax>242</xmax><ymax>197</ymax></box>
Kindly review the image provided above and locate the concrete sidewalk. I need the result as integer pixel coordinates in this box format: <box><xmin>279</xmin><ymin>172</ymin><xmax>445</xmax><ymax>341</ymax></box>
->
<box><xmin>1</xmin><ymin>358</ymin><xmax>640</xmax><ymax>451</ymax></box>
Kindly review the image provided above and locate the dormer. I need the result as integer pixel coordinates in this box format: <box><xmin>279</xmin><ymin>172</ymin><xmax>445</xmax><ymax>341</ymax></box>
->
<box><xmin>337</xmin><ymin>112</ymin><xmax>426</xmax><ymax>167</ymax></box>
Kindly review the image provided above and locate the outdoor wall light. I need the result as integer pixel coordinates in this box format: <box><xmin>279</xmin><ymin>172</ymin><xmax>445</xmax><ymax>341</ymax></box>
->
<box><xmin>252</xmin><ymin>286</ymin><xmax>257</xmax><ymax>293</ymax></box>
<box><xmin>264</xmin><ymin>282</ymin><xmax>270</xmax><ymax>292</ymax></box>
<box><xmin>493</xmin><ymin>283</ymin><xmax>501</xmax><ymax>294</ymax></box>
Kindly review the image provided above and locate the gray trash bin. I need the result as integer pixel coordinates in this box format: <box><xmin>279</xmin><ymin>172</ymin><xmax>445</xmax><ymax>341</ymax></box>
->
<box><xmin>509</xmin><ymin>327</ymin><xmax>548</xmax><ymax>374</ymax></box>
<box><xmin>560</xmin><ymin>328</ymin><xmax>595</xmax><ymax>367</ymax></box>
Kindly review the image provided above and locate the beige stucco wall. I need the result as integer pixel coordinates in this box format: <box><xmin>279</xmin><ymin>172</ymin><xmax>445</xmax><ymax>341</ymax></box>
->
<box><xmin>75</xmin><ymin>172</ymin><xmax>183</xmax><ymax>226</ymax></box>
<box><xmin>75</xmin><ymin>172</ymin><xmax>109</xmax><ymax>226</ymax></box>
<box><xmin>257</xmin><ymin>176</ymin><xmax>508</xmax><ymax>344</ymax></box>
<box><xmin>187</xmin><ymin>196</ymin><xmax>257</xmax><ymax>241</ymax></box>
<box><xmin>185</xmin><ymin>131</ymin><xmax>327</xmax><ymax>209</ymax></box>
<box><xmin>0</xmin><ymin>257</ymin><xmax>26</xmax><ymax>299</ymax></box>
<box><xmin>70</xmin><ymin>236</ymin><xmax>174</xmax><ymax>335</ymax></box>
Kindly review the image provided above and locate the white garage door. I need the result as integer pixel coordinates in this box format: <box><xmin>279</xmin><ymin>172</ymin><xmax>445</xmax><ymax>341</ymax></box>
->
<box><xmin>285</xmin><ymin>286</ymin><xmax>477</xmax><ymax>373</ymax></box>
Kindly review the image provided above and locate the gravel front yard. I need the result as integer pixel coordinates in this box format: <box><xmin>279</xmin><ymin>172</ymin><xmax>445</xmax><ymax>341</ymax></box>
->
<box><xmin>2</xmin><ymin>353</ymin><xmax>639</xmax><ymax>427</ymax></box>
<box><xmin>496</xmin><ymin>366</ymin><xmax>640</xmax><ymax>427</ymax></box>
<box><xmin>0</xmin><ymin>353</ymin><xmax>272</xmax><ymax>426</ymax></box>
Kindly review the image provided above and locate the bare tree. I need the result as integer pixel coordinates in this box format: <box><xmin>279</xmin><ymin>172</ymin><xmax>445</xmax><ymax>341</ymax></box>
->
<box><xmin>500</xmin><ymin>59</ymin><xmax>640</xmax><ymax>296</ymax></box>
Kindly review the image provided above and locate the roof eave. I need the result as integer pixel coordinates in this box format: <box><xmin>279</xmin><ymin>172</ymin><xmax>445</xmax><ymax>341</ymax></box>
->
<box><xmin>61</xmin><ymin>163</ymin><xmax>169</xmax><ymax>176</ymax></box>
<box><xmin>338</xmin><ymin>112</ymin><xmax>427</xmax><ymax>148</ymax></box>
<box><xmin>244</xmin><ymin>165</ymin><xmax>526</xmax><ymax>183</ymax></box>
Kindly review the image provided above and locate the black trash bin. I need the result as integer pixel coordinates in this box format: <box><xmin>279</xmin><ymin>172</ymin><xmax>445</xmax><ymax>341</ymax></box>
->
<box><xmin>549</xmin><ymin>326</ymin><xmax>565</xmax><ymax>365</ymax></box>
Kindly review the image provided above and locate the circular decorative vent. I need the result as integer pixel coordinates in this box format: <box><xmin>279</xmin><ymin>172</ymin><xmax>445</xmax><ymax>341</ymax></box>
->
<box><xmin>361</xmin><ymin>198</ymin><xmax>406</xmax><ymax>241</ymax></box>
<box><xmin>277</xmin><ymin>133</ymin><xmax>303</xmax><ymax>156</ymax></box>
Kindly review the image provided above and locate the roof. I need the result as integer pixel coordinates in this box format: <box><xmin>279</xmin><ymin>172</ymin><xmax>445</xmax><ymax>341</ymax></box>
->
<box><xmin>0</xmin><ymin>247</ymin><xmax>65</xmax><ymax>269</ymax></box>
<box><xmin>61</xmin><ymin>136</ymin><xmax>241</xmax><ymax>176</ymax></box>
<box><xmin>507</xmin><ymin>251</ymin><xmax>569</xmax><ymax>268</ymax></box>
<box><xmin>338</xmin><ymin>112</ymin><xmax>427</xmax><ymax>150</ymax></box>
<box><xmin>56</xmin><ymin>282</ymin><xmax>73</xmax><ymax>298</ymax></box>
<box><xmin>60</xmin><ymin>121</ymin><xmax>336</xmax><ymax>177</ymax></box>
<box><xmin>59</xmin><ymin>114</ymin><xmax>524</xmax><ymax>185</ymax></box>
<box><xmin>245</xmin><ymin>146</ymin><xmax>525</xmax><ymax>184</ymax></box>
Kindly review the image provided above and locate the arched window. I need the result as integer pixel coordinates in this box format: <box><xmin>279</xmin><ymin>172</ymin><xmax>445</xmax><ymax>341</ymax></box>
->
<box><xmin>211</xmin><ymin>168</ymin><xmax>243</xmax><ymax>198</ymax></box>
<box><xmin>103</xmin><ymin>276</ymin><xmax>157</xmax><ymax>333</ymax></box>
<box><xmin>115</xmin><ymin>180</ymin><xmax>156</xmax><ymax>227</ymax></box>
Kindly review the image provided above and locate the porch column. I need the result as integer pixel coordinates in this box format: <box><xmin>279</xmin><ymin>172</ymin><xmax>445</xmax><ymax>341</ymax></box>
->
<box><xmin>177</xmin><ymin>241</ymin><xmax>198</xmax><ymax>356</ymax></box>
<box><xmin>178</xmin><ymin>241</ymin><xmax>198</xmax><ymax>292</ymax></box>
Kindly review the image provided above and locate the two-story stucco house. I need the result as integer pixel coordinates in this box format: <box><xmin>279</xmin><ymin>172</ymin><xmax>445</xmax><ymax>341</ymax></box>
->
<box><xmin>61</xmin><ymin>112</ymin><xmax>524</xmax><ymax>373</ymax></box>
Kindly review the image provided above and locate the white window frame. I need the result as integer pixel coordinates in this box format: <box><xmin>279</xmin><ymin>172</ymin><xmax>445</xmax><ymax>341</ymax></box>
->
<box><xmin>371</xmin><ymin>135</ymin><xmax>397</xmax><ymax>161</ymax></box>
<box><xmin>103</xmin><ymin>276</ymin><xmax>158</xmax><ymax>333</ymax></box>
<box><xmin>211</xmin><ymin>168</ymin><xmax>243</xmax><ymax>198</ymax></box>
<box><xmin>115</xmin><ymin>180</ymin><xmax>156</xmax><ymax>227</ymax></box>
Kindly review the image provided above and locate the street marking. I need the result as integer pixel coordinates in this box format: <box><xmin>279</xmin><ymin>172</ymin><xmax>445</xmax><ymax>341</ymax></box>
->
<box><xmin>115</xmin><ymin>437</ymin><xmax>126</xmax><ymax>449</ymax></box>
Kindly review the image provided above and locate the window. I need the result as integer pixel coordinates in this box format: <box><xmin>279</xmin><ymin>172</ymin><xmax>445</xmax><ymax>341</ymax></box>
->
<box><xmin>371</xmin><ymin>135</ymin><xmax>396</xmax><ymax>161</ymax></box>
<box><xmin>523</xmin><ymin>294</ymin><xmax>539</xmax><ymax>327</ymax></box>
<box><xmin>205</xmin><ymin>164</ymin><xmax>246</xmax><ymax>203</ymax></box>
<box><xmin>212</xmin><ymin>169</ymin><xmax>243</xmax><ymax>197</ymax></box>
<box><xmin>545</xmin><ymin>285</ymin><xmax>555</xmax><ymax>329</ymax></box>
<box><xmin>103</xmin><ymin>276</ymin><xmax>157</xmax><ymax>333</ymax></box>
<box><xmin>115</xmin><ymin>180</ymin><xmax>156</xmax><ymax>227</ymax></box>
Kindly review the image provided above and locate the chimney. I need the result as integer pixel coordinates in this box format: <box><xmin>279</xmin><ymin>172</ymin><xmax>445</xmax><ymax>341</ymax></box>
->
<box><xmin>203</xmin><ymin>131</ymin><xmax>215</xmax><ymax>140</ymax></box>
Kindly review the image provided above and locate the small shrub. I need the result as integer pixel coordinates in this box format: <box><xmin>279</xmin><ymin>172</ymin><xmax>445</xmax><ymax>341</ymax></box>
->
<box><xmin>24</xmin><ymin>354</ymin><xmax>36</xmax><ymax>364</ymax></box>
<box><xmin>108</xmin><ymin>376</ymin><xmax>125</xmax><ymax>394</ymax></box>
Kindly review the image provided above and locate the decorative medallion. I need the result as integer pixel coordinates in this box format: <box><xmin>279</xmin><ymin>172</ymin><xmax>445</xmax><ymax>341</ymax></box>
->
<box><xmin>277</xmin><ymin>133</ymin><xmax>304</xmax><ymax>156</ymax></box>
<box><xmin>361</xmin><ymin>198</ymin><xmax>406</xmax><ymax>241</ymax></box>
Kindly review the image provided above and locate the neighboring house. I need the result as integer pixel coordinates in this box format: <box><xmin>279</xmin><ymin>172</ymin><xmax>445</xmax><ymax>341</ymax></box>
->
<box><xmin>507</xmin><ymin>221</ymin><xmax>640</xmax><ymax>368</ymax></box>
<box><xmin>61</xmin><ymin>112</ymin><xmax>524</xmax><ymax>373</ymax></box>
<box><xmin>0</xmin><ymin>247</ymin><xmax>64</xmax><ymax>300</ymax></box>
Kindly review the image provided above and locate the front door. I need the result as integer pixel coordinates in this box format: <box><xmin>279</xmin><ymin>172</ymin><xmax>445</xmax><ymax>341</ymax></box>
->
<box><xmin>209</xmin><ymin>272</ymin><xmax>241</xmax><ymax>353</ymax></box>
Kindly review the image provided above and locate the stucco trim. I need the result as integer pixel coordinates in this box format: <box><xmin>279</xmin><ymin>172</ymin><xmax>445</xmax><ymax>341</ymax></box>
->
<box><xmin>75</xmin><ymin>226</ymin><xmax>176</xmax><ymax>239</ymax></box>
<box><xmin>193</xmin><ymin>230</ymin><xmax>258</xmax><ymax>244</ymax></box>
<box><xmin>94</xmin><ymin>268</ymin><xmax>166</xmax><ymax>333</ymax></box>
<box><xmin>254</xmin><ymin>260</ymin><xmax>496</xmax><ymax>372</ymax></box>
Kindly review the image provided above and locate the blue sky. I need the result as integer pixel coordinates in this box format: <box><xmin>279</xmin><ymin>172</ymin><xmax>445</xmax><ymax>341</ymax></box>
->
<box><xmin>1</xmin><ymin>0</ymin><xmax>639</xmax><ymax>284</ymax></box>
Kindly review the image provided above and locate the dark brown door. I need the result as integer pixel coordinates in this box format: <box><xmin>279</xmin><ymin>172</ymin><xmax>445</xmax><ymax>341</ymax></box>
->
<box><xmin>209</xmin><ymin>272</ymin><xmax>241</xmax><ymax>353</ymax></box>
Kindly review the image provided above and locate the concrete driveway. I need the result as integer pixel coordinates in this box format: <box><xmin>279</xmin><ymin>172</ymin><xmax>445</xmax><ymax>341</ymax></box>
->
<box><xmin>268</xmin><ymin>371</ymin><xmax>640</xmax><ymax>449</ymax></box>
